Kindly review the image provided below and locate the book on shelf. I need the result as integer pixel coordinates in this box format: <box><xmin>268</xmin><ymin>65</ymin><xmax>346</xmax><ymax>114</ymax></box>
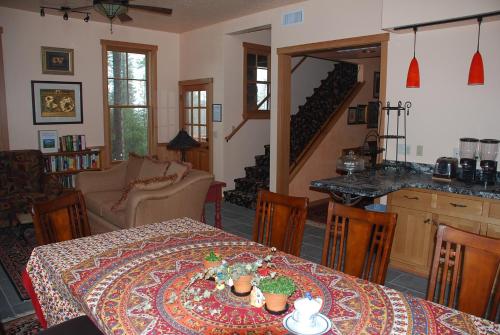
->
<box><xmin>56</xmin><ymin>174</ymin><xmax>77</xmax><ymax>188</ymax></box>
<box><xmin>43</xmin><ymin>149</ymin><xmax>101</xmax><ymax>173</ymax></box>
<box><xmin>59</xmin><ymin>135</ymin><xmax>86</xmax><ymax>152</ymax></box>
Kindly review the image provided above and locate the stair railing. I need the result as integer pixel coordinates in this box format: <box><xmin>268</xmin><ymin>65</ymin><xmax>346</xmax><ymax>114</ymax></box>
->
<box><xmin>225</xmin><ymin>118</ymin><xmax>248</xmax><ymax>142</ymax></box>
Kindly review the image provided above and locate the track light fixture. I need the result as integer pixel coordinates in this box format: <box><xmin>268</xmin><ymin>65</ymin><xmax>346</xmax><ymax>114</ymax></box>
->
<box><xmin>84</xmin><ymin>13</ymin><xmax>90</xmax><ymax>22</ymax></box>
<box><xmin>40</xmin><ymin>6</ymin><xmax>91</xmax><ymax>22</ymax></box>
<box><xmin>63</xmin><ymin>12</ymin><xmax>69</xmax><ymax>20</ymax></box>
<box><xmin>40</xmin><ymin>7</ymin><xmax>45</xmax><ymax>16</ymax></box>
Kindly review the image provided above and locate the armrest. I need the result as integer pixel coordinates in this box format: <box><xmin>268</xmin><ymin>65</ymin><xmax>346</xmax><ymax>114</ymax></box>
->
<box><xmin>76</xmin><ymin>162</ymin><xmax>127</xmax><ymax>195</ymax></box>
<box><xmin>124</xmin><ymin>169</ymin><xmax>214</xmax><ymax>228</ymax></box>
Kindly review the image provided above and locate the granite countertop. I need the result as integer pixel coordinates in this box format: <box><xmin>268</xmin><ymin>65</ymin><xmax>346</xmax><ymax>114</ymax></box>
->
<box><xmin>310</xmin><ymin>163</ymin><xmax>500</xmax><ymax>200</ymax></box>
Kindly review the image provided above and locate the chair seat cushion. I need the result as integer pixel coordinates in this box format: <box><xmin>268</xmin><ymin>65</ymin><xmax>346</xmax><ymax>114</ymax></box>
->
<box><xmin>38</xmin><ymin>315</ymin><xmax>103</xmax><ymax>335</ymax></box>
<box><xmin>85</xmin><ymin>190</ymin><xmax>127</xmax><ymax>229</ymax></box>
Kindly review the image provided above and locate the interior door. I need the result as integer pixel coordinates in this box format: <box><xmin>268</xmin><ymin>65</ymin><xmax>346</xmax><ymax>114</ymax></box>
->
<box><xmin>179</xmin><ymin>79</ymin><xmax>212</xmax><ymax>172</ymax></box>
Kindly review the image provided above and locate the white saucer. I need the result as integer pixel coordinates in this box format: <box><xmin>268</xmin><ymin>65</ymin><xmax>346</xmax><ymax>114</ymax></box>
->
<box><xmin>282</xmin><ymin>313</ymin><xmax>332</xmax><ymax>335</ymax></box>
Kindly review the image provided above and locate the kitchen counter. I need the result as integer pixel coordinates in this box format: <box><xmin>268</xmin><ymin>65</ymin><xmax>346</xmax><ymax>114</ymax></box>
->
<box><xmin>310</xmin><ymin>163</ymin><xmax>500</xmax><ymax>200</ymax></box>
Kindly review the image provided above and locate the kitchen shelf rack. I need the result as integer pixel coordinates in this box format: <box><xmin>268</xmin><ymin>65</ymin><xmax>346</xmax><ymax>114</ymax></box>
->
<box><xmin>379</xmin><ymin>100</ymin><xmax>411</xmax><ymax>168</ymax></box>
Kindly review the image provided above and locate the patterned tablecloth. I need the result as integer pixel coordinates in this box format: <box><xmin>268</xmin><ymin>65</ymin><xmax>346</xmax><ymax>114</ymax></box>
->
<box><xmin>27</xmin><ymin>218</ymin><xmax>499</xmax><ymax>334</ymax></box>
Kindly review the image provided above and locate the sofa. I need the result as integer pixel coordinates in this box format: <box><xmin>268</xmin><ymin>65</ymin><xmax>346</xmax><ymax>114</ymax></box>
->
<box><xmin>75</xmin><ymin>156</ymin><xmax>214</xmax><ymax>234</ymax></box>
<box><xmin>0</xmin><ymin>150</ymin><xmax>62</xmax><ymax>221</ymax></box>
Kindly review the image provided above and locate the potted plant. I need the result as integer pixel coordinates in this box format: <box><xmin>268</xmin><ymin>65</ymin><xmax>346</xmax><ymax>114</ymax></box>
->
<box><xmin>258</xmin><ymin>276</ymin><xmax>296</xmax><ymax>313</ymax></box>
<box><xmin>229</xmin><ymin>261</ymin><xmax>262</xmax><ymax>296</ymax></box>
<box><xmin>203</xmin><ymin>251</ymin><xmax>222</xmax><ymax>270</ymax></box>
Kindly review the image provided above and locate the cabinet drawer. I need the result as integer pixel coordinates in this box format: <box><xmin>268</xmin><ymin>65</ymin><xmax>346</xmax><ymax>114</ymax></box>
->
<box><xmin>389</xmin><ymin>190</ymin><xmax>432</xmax><ymax>210</ymax></box>
<box><xmin>485</xmin><ymin>223</ymin><xmax>500</xmax><ymax>239</ymax></box>
<box><xmin>488</xmin><ymin>203</ymin><xmax>500</xmax><ymax>220</ymax></box>
<box><xmin>435</xmin><ymin>195</ymin><xmax>482</xmax><ymax>216</ymax></box>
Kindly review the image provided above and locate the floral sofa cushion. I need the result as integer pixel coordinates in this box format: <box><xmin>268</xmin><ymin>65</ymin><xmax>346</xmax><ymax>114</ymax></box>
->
<box><xmin>0</xmin><ymin>150</ymin><xmax>62</xmax><ymax>219</ymax></box>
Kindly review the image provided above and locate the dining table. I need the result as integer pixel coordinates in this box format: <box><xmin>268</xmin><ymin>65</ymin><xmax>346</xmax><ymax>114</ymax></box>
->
<box><xmin>26</xmin><ymin>217</ymin><xmax>499</xmax><ymax>334</ymax></box>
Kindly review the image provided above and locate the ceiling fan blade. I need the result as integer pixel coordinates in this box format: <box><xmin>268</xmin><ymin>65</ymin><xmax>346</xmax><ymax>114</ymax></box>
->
<box><xmin>126</xmin><ymin>5</ymin><xmax>172</xmax><ymax>15</ymax></box>
<box><xmin>118</xmin><ymin>13</ymin><xmax>133</xmax><ymax>22</ymax></box>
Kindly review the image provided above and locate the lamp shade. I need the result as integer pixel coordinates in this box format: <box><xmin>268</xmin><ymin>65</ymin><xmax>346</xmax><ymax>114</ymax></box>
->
<box><xmin>167</xmin><ymin>130</ymin><xmax>200</xmax><ymax>150</ymax></box>
<box><xmin>468</xmin><ymin>51</ymin><xmax>484</xmax><ymax>85</ymax></box>
<box><xmin>406</xmin><ymin>57</ymin><xmax>420</xmax><ymax>88</ymax></box>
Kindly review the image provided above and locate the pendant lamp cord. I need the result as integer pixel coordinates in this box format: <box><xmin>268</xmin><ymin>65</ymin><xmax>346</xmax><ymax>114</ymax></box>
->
<box><xmin>412</xmin><ymin>27</ymin><xmax>417</xmax><ymax>58</ymax></box>
<box><xmin>476</xmin><ymin>17</ymin><xmax>482</xmax><ymax>52</ymax></box>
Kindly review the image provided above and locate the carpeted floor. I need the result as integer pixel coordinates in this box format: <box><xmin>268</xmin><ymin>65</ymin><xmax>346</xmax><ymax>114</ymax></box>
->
<box><xmin>1</xmin><ymin>314</ymin><xmax>41</xmax><ymax>334</ymax></box>
<box><xmin>0</xmin><ymin>226</ymin><xmax>37</xmax><ymax>300</ymax></box>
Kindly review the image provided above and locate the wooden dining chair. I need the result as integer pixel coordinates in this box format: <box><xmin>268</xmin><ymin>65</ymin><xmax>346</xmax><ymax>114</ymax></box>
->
<box><xmin>32</xmin><ymin>190</ymin><xmax>91</xmax><ymax>245</ymax></box>
<box><xmin>321</xmin><ymin>201</ymin><xmax>397</xmax><ymax>285</ymax></box>
<box><xmin>253</xmin><ymin>190</ymin><xmax>308</xmax><ymax>256</ymax></box>
<box><xmin>427</xmin><ymin>225</ymin><xmax>500</xmax><ymax>321</ymax></box>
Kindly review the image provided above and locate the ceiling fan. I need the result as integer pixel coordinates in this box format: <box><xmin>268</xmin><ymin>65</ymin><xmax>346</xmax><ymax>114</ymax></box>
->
<box><xmin>40</xmin><ymin>0</ymin><xmax>173</xmax><ymax>32</ymax></box>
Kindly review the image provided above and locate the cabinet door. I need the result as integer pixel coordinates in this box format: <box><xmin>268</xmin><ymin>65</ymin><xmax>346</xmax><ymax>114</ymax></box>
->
<box><xmin>436</xmin><ymin>214</ymin><xmax>481</xmax><ymax>234</ymax></box>
<box><xmin>388</xmin><ymin>205</ymin><xmax>436</xmax><ymax>276</ymax></box>
<box><xmin>486</xmin><ymin>223</ymin><xmax>500</xmax><ymax>239</ymax></box>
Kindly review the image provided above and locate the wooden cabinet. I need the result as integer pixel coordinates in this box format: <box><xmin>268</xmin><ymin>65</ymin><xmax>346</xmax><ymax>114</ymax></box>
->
<box><xmin>388</xmin><ymin>205</ymin><xmax>436</xmax><ymax>276</ymax></box>
<box><xmin>387</xmin><ymin>189</ymin><xmax>500</xmax><ymax>277</ymax></box>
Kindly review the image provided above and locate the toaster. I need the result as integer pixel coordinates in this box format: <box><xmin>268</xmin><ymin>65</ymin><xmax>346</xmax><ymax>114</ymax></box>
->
<box><xmin>432</xmin><ymin>157</ymin><xmax>458</xmax><ymax>181</ymax></box>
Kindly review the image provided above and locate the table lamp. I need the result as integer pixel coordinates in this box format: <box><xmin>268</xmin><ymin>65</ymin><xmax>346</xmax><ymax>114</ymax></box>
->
<box><xmin>167</xmin><ymin>129</ymin><xmax>200</xmax><ymax>161</ymax></box>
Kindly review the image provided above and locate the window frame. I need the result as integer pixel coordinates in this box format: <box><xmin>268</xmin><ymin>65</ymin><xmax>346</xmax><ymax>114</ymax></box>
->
<box><xmin>243</xmin><ymin>42</ymin><xmax>271</xmax><ymax>120</ymax></box>
<box><xmin>100</xmin><ymin>39</ymin><xmax>158</xmax><ymax>166</ymax></box>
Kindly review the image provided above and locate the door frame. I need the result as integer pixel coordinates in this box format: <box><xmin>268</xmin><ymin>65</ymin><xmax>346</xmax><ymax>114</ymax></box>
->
<box><xmin>178</xmin><ymin>78</ymin><xmax>214</xmax><ymax>173</ymax></box>
<box><xmin>275</xmin><ymin>33</ymin><xmax>390</xmax><ymax>194</ymax></box>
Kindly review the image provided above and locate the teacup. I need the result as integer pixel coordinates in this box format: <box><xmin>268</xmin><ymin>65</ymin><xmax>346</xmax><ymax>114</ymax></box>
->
<box><xmin>292</xmin><ymin>295</ymin><xmax>323</xmax><ymax>329</ymax></box>
<box><xmin>292</xmin><ymin>309</ymin><xmax>318</xmax><ymax>328</ymax></box>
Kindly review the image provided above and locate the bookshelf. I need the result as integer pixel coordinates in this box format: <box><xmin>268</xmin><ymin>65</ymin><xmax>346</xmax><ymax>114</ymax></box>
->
<box><xmin>42</xmin><ymin>148</ymin><xmax>102</xmax><ymax>189</ymax></box>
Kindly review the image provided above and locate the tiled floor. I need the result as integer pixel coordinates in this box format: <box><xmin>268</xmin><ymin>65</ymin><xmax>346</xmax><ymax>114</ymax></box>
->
<box><xmin>0</xmin><ymin>201</ymin><xmax>429</xmax><ymax>322</ymax></box>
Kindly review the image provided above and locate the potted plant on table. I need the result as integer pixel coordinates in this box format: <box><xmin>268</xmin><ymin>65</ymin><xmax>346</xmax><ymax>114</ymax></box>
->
<box><xmin>228</xmin><ymin>261</ymin><xmax>262</xmax><ymax>296</ymax></box>
<box><xmin>203</xmin><ymin>251</ymin><xmax>223</xmax><ymax>270</ymax></box>
<box><xmin>258</xmin><ymin>276</ymin><xmax>296</xmax><ymax>314</ymax></box>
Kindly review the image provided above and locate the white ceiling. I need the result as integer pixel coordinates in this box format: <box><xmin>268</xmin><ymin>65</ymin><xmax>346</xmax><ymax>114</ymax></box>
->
<box><xmin>0</xmin><ymin>0</ymin><xmax>307</xmax><ymax>33</ymax></box>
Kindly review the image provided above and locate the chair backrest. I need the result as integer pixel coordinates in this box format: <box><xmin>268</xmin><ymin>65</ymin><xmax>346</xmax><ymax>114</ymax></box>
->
<box><xmin>427</xmin><ymin>225</ymin><xmax>500</xmax><ymax>320</ymax></box>
<box><xmin>253</xmin><ymin>190</ymin><xmax>308</xmax><ymax>256</ymax></box>
<box><xmin>32</xmin><ymin>190</ymin><xmax>91</xmax><ymax>245</ymax></box>
<box><xmin>321</xmin><ymin>201</ymin><xmax>397</xmax><ymax>285</ymax></box>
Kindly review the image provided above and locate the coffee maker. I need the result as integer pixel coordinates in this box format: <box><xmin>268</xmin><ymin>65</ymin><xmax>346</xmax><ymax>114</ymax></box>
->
<box><xmin>478</xmin><ymin>139</ymin><xmax>499</xmax><ymax>186</ymax></box>
<box><xmin>459</xmin><ymin>138</ymin><xmax>478</xmax><ymax>183</ymax></box>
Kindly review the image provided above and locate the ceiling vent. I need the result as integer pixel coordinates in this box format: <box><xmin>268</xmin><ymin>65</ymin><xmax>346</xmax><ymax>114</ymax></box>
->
<box><xmin>282</xmin><ymin>9</ymin><xmax>303</xmax><ymax>26</ymax></box>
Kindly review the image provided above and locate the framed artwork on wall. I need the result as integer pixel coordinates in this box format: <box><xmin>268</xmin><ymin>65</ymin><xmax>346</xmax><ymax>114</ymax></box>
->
<box><xmin>38</xmin><ymin>130</ymin><xmax>59</xmax><ymax>153</ymax></box>
<box><xmin>356</xmin><ymin>104</ymin><xmax>367</xmax><ymax>124</ymax></box>
<box><xmin>31</xmin><ymin>81</ymin><xmax>83</xmax><ymax>125</ymax></box>
<box><xmin>373</xmin><ymin>71</ymin><xmax>380</xmax><ymax>99</ymax></box>
<box><xmin>347</xmin><ymin>107</ymin><xmax>357</xmax><ymax>125</ymax></box>
<box><xmin>41</xmin><ymin>47</ymin><xmax>74</xmax><ymax>75</ymax></box>
<box><xmin>213</xmin><ymin>104</ymin><xmax>222</xmax><ymax>122</ymax></box>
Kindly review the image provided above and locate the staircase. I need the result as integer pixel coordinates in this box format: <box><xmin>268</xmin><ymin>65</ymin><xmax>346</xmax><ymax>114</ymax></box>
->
<box><xmin>224</xmin><ymin>62</ymin><xmax>358</xmax><ymax>209</ymax></box>
<box><xmin>223</xmin><ymin>144</ymin><xmax>270</xmax><ymax>209</ymax></box>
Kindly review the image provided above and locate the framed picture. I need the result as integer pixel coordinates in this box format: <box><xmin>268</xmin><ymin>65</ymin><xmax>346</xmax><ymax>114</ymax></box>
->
<box><xmin>41</xmin><ymin>46</ymin><xmax>74</xmax><ymax>75</ymax></box>
<box><xmin>32</xmin><ymin>81</ymin><xmax>83</xmax><ymax>125</ymax></box>
<box><xmin>373</xmin><ymin>71</ymin><xmax>380</xmax><ymax>99</ymax></box>
<box><xmin>38</xmin><ymin>130</ymin><xmax>59</xmax><ymax>153</ymax></box>
<box><xmin>356</xmin><ymin>105</ymin><xmax>367</xmax><ymax>124</ymax></box>
<box><xmin>213</xmin><ymin>104</ymin><xmax>222</xmax><ymax>122</ymax></box>
<box><xmin>347</xmin><ymin>107</ymin><xmax>357</xmax><ymax>125</ymax></box>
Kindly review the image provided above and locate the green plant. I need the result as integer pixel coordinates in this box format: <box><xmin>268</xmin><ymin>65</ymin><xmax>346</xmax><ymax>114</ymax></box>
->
<box><xmin>229</xmin><ymin>260</ymin><xmax>262</xmax><ymax>280</ymax></box>
<box><xmin>205</xmin><ymin>251</ymin><xmax>222</xmax><ymax>262</ymax></box>
<box><xmin>258</xmin><ymin>276</ymin><xmax>296</xmax><ymax>296</ymax></box>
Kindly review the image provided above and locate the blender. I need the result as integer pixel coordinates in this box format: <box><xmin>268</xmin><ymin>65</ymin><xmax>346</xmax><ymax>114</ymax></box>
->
<box><xmin>458</xmin><ymin>138</ymin><xmax>478</xmax><ymax>183</ymax></box>
<box><xmin>478</xmin><ymin>139</ymin><xmax>499</xmax><ymax>186</ymax></box>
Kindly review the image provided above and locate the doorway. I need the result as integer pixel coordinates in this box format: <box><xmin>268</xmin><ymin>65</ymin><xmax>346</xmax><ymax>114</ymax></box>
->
<box><xmin>179</xmin><ymin>78</ymin><xmax>213</xmax><ymax>173</ymax></box>
<box><xmin>276</xmin><ymin>33</ymin><xmax>389</xmax><ymax>194</ymax></box>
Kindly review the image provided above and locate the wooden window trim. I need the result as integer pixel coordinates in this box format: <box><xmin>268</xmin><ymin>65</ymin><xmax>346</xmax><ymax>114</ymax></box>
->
<box><xmin>0</xmin><ymin>26</ymin><xmax>8</xmax><ymax>150</ymax></box>
<box><xmin>243</xmin><ymin>42</ymin><xmax>271</xmax><ymax>120</ymax></box>
<box><xmin>101</xmin><ymin>39</ymin><xmax>158</xmax><ymax>167</ymax></box>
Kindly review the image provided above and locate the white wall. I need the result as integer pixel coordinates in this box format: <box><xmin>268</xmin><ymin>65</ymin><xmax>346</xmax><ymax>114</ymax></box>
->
<box><xmin>291</xmin><ymin>57</ymin><xmax>335</xmax><ymax>115</ymax></box>
<box><xmin>0</xmin><ymin>7</ymin><xmax>179</xmax><ymax>149</ymax></box>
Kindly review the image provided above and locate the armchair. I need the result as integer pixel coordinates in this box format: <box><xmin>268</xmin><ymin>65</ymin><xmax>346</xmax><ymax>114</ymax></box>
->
<box><xmin>76</xmin><ymin>159</ymin><xmax>213</xmax><ymax>234</ymax></box>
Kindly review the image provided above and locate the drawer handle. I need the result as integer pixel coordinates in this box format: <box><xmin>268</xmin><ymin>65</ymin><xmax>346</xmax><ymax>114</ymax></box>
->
<box><xmin>404</xmin><ymin>195</ymin><xmax>419</xmax><ymax>200</ymax></box>
<box><xmin>449</xmin><ymin>202</ymin><xmax>467</xmax><ymax>208</ymax></box>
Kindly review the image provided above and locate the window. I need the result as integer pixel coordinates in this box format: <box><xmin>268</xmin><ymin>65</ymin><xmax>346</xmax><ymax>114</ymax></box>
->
<box><xmin>243</xmin><ymin>42</ymin><xmax>271</xmax><ymax>119</ymax></box>
<box><xmin>101</xmin><ymin>40</ymin><xmax>157</xmax><ymax>163</ymax></box>
<box><xmin>183</xmin><ymin>89</ymin><xmax>208</xmax><ymax>142</ymax></box>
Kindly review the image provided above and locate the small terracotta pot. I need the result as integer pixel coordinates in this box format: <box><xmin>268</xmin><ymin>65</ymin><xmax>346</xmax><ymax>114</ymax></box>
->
<box><xmin>263</xmin><ymin>292</ymin><xmax>288</xmax><ymax>312</ymax></box>
<box><xmin>233</xmin><ymin>275</ymin><xmax>253</xmax><ymax>294</ymax></box>
<box><xmin>203</xmin><ymin>259</ymin><xmax>221</xmax><ymax>270</ymax></box>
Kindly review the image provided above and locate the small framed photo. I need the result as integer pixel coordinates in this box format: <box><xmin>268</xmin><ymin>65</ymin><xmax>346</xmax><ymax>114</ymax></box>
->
<box><xmin>367</xmin><ymin>101</ymin><xmax>380</xmax><ymax>129</ymax></box>
<box><xmin>373</xmin><ymin>71</ymin><xmax>380</xmax><ymax>99</ymax></box>
<box><xmin>41</xmin><ymin>46</ymin><xmax>74</xmax><ymax>75</ymax></box>
<box><xmin>356</xmin><ymin>105</ymin><xmax>367</xmax><ymax>124</ymax></box>
<box><xmin>38</xmin><ymin>130</ymin><xmax>59</xmax><ymax>153</ymax></box>
<box><xmin>213</xmin><ymin>104</ymin><xmax>222</xmax><ymax>122</ymax></box>
<box><xmin>32</xmin><ymin>81</ymin><xmax>83</xmax><ymax>125</ymax></box>
<box><xmin>347</xmin><ymin>107</ymin><xmax>357</xmax><ymax>125</ymax></box>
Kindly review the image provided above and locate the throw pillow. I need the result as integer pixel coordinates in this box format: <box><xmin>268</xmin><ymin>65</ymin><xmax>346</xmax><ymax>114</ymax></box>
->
<box><xmin>111</xmin><ymin>174</ymin><xmax>177</xmax><ymax>212</ymax></box>
<box><xmin>165</xmin><ymin>161</ymin><xmax>192</xmax><ymax>182</ymax></box>
<box><xmin>137</xmin><ymin>157</ymin><xmax>170</xmax><ymax>180</ymax></box>
<box><xmin>126</xmin><ymin>153</ymin><xmax>145</xmax><ymax>185</ymax></box>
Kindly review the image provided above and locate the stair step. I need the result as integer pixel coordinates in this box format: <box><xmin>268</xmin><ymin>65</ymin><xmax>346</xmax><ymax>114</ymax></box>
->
<box><xmin>245</xmin><ymin>166</ymin><xmax>269</xmax><ymax>179</ymax></box>
<box><xmin>224</xmin><ymin>190</ymin><xmax>257</xmax><ymax>209</ymax></box>
<box><xmin>255</xmin><ymin>154</ymin><xmax>269</xmax><ymax>167</ymax></box>
<box><xmin>234</xmin><ymin>177</ymin><xmax>269</xmax><ymax>193</ymax></box>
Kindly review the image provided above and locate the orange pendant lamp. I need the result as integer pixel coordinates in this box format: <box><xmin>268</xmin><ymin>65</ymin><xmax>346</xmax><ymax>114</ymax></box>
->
<box><xmin>468</xmin><ymin>17</ymin><xmax>484</xmax><ymax>85</ymax></box>
<box><xmin>406</xmin><ymin>27</ymin><xmax>420</xmax><ymax>88</ymax></box>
